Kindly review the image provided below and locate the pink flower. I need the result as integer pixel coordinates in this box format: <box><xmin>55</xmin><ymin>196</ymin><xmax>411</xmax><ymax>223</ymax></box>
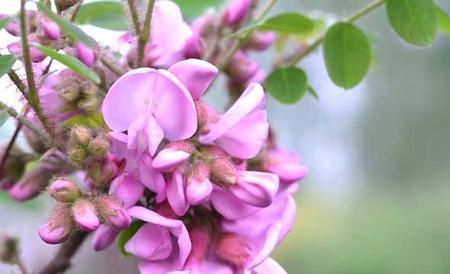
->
<box><xmin>200</xmin><ymin>83</ymin><xmax>269</xmax><ymax>159</ymax></box>
<box><xmin>261</xmin><ymin>148</ymin><xmax>309</xmax><ymax>183</ymax></box>
<box><xmin>72</xmin><ymin>199</ymin><xmax>100</xmax><ymax>232</ymax></box>
<box><xmin>109</xmin><ymin>174</ymin><xmax>144</xmax><ymax>208</ymax></box>
<box><xmin>125</xmin><ymin>206</ymin><xmax>192</xmax><ymax>274</ymax></box>
<box><xmin>224</xmin><ymin>0</ymin><xmax>252</xmax><ymax>27</ymax></box>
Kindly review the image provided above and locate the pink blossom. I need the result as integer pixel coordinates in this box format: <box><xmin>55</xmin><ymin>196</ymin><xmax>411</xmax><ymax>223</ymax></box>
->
<box><xmin>224</xmin><ymin>0</ymin><xmax>252</xmax><ymax>27</ymax></box>
<box><xmin>262</xmin><ymin>148</ymin><xmax>309</xmax><ymax>183</ymax></box>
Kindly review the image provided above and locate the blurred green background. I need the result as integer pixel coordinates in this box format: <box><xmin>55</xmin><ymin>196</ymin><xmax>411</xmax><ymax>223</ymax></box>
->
<box><xmin>1</xmin><ymin>0</ymin><xmax>450</xmax><ymax>273</ymax></box>
<box><xmin>269</xmin><ymin>0</ymin><xmax>450</xmax><ymax>273</ymax></box>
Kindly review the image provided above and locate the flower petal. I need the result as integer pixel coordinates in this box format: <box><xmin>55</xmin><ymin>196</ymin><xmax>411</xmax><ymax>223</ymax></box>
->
<box><xmin>166</xmin><ymin>171</ymin><xmax>189</xmax><ymax>216</ymax></box>
<box><xmin>168</xmin><ymin>59</ymin><xmax>218</xmax><ymax>99</ymax></box>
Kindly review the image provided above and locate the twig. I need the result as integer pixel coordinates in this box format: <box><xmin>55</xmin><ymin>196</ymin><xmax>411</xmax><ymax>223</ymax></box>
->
<box><xmin>283</xmin><ymin>0</ymin><xmax>386</xmax><ymax>67</ymax></box>
<box><xmin>38</xmin><ymin>231</ymin><xmax>88</xmax><ymax>274</ymax></box>
<box><xmin>70</xmin><ymin>0</ymin><xmax>84</xmax><ymax>21</ymax></box>
<box><xmin>137</xmin><ymin>0</ymin><xmax>156</xmax><ymax>67</ymax></box>
<box><xmin>100</xmin><ymin>55</ymin><xmax>125</xmax><ymax>76</ymax></box>
<box><xmin>127</xmin><ymin>0</ymin><xmax>141</xmax><ymax>35</ymax></box>
<box><xmin>19</xmin><ymin>0</ymin><xmax>56</xmax><ymax>139</ymax></box>
<box><xmin>0</xmin><ymin>123</ymin><xmax>22</xmax><ymax>173</ymax></box>
<box><xmin>218</xmin><ymin>0</ymin><xmax>277</xmax><ymax>70</ymax></box>
<box><xmin>7</xmin><ymin>70</ymin><xmax>29</xmax><ymax>102</ymax></box>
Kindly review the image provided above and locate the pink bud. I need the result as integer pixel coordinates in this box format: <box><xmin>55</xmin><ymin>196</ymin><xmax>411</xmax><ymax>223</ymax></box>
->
<box><xmin>38</xmin><ymin>206</ymin><xmax>73</xmax><ymax>244</ymax></box>
<box><xmin>72</xmin><ymin>199</ymin><xmax>100</xmax><ymax>231</ymax></box>
<box><xmin>226</xmin><ymin>50</ymin><xmax>259</xmax><ymax>82</ymax></box>
<box><xmin>41</xmin><ymin>17</ymin><xmax>61</xmax><ymax>40</ymax></box>
<box><xmin>152</xmin><ymin>141</ymin><xmax>193</xmax><ymax>172</ymax></box>
<box><xmin>244</xmin><ymin>32</ymin><xmax>276</xmax><ymax>51</ymax></box>
<box><xmin>1</xmin><ymin>11</ymin><xmax>36</xmax><ymax>37</ymax></box>
<box><xmin>92</xmin><ymin>224</ymin><xmax>118</xmax><ymax>252</ymax></box>
<box><xmin>9</xmin><ymin>167</ymin><xmax>52</xmax><ymax>201</ymax></box>
<box><xmin>186</xmin><ymin>226</ymin><xmax>211</xmax><ymax>268</ymax></box>
<box><xmin>7</xmin><ymin>39</ymin><xmax>46</xmax><ymax>63</ymax></box>
<box><xmin>186</xmin><ymin>162</ymin><xmax>212</xmax><ymax>205</ymax></box>
<box><xmin>49</xmin><ymin>179</ymin><xmax>81</xmax><ymax>203</ymax></box>
<box><xmin>88</xmin><ymin>135</ymin><xmax>111</xmax><ymax>159</ymax></box>
<box><xmin>224</xmin><ymin>0</ymin><xmax>252</xmax><ymax>27</ymax></box>
<box><xmin>75</xmin><ymin>43</ymin><xmax>96</xmax><ymax>67</ymax></box>
<box><xmin>97</xmin><ymin>196</ymin><xmax>131</xmax><ymax>230</ymax></box>
<box><xmin>209</xmin><ymin>156</ymin><xmax>239</xmax><ymax>186</ymax></box>
<box><xmin>215</xmin><ymin>233</ymin><xmax>251</xmax><ymax>268</ymax></box>
<box><xmin>184</xmin><ymin>34</ymin><xmax>203</xmax><ymax>59</ymax></box>
<box><xmin>229</xmin><ymin>171</ymin><xmax>279</xmax><ymax>207</ymax></box>
<box><xmin>69</xmin><ymin>125</ymin><xmax>93</xmax><ymax>146</ymax></box>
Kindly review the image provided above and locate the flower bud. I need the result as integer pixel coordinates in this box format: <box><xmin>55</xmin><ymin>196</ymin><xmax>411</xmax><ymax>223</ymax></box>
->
<box><xmin>185</xmin><ymin>226</ymin><xmax>211</xmax><ymax>269</ymax></box>
<box><xmin>75</xmin><ymin>43</ymin><xmax>96</xmax><ymax>67</ymax></box>
<box><xmin>49</xmin><ymin>179</ymin><xmax>81</xmax><ymax>203</ymax></box>
<box><xmin>92</xmin><ymin>224</ymin><xmax>118</xmax><ymax>252</ymax></box>
<box><xmin>87</xmin><ymin>154</ymin><xmax>119</xmax><ymax>187</ymax></box>
<box><xmin>69</xmin><ymin>125</ymin><xmax>93</xmax><ymax>146</ymax></box>
<box><xmin>209</xmin><ymin>156</ymin><xmax>239</xmax><ymax>186</ymax></box>
<box><xmin>68</xmin><ymin>147</ymin><xmax>88</xmax><ymax>163</ymax></box>
<box><xmin>78</xmin><ymin>96</ymin><xmax>100</xmax><ymax>112</ymax></box>
<box><xmin>38</xmin><ymin>205</ymin><xmax>74</xmax><ymax>244</ymax></box>
<box><xmin>55</xmin><ymin>0</ymin><xmax>80</xmax><ymax>12</ymax></box>
<box><xmin>23</xmin><ymin>127</ymin><xmax>47</xmax><ymax>153</ymax></box>
<box><xmin>88</xmin><ymin>135</ymin><xmax>111</xmax><ymax>159</ymax></box>
<box><xmin>0</xmin><ymin>234</ymin><xmax>18</xmax><ymax>263</ymax></box>
<box><xmin>244</xmin><ymin>32</ymin><xmax>276</xmax><ymax>51</ymax></box>
<box><xmin>8</xmin><ymin>39</ymin><xmax>45</xmax><ymax>63</ymax></box>
<box><xmin>152</xmin><ymin>141</ymin><xmax>193</xmax><ymax>172</ymax></box>
<box><xmin>225</xmin><ymin>50</ymin><xmax>259</xmax><ymax>82</ymax></box>
<box><xmin>0</xmin><ymin>145</ymin><xmax>26</xmax><ymax>183</ymax></box>
<box><xmin>72</xmin><ymin>199</ymin><xmax>100</xmax><ymax>231</ymax></box>
<box><xmin>96</xmin><ymin>196</ymin><xmax>131</xmax><ymax>230</ymax></box>
<box><xmin>1</xmin><ymin>11</ymin><xmax>36</xmax><ymax>37</ymax></box>
<box><xmin>55</xmin><ymin>79</ymin><xmax>81</xmax><ymax>102</ymax></box>
<box><xmin>224</xmin><ymin>0</ymin><xmax>252</xmax><ymax>27</ymax></box>
<box><xmin>41</xmin><ymin>16</ymin><xmax>61</xmax><ymax>41</ymax></box>
<box><xmin>215</xmin><ymin>233</ymin><xmax>250</xmax><ymax>268</ymax></box>
<box><xmin>186</xmin><ymin>162</ymin><xmax>212</xmax><ymax>205</ymax></box>
<box><xmin>184</xmin><ymin>34</ymin><xmax>203</xmax><ymax>59</ymax></box>
<box><xmin>9</xmin><ymin>166</ymin><xmax>52</xmax><ymax>201</ymax></box>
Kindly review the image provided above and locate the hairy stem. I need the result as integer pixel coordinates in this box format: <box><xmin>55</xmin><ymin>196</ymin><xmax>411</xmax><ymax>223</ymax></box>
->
<box><xmin>218</xmin><ymin>0</ymin><xmax>277</xmax><ymax>70</ymax></box>
<box><xmin>284</xmin><ymin>0</ymin><xmax>386</xmax><ymax>67</ymax></box>
<box><xmin>137</xmin><ymin>0</ymin><xmax>156</xmax><ymax>67</ymax></box>
<box><xmin>127</xmin><ymin>0</ymin><xmax>141</xmax><ymax>35</ymax></box>
<box><xmin>7</xmin><ymin>70</ymin><xmax>29</xmax><ymax>102</ymax></box>
<box><xmin>100</xmin><ymin>55</ymin><xmax>125</xmax><ymax>76</ymax></box>
<box><xmin>38</xmin><ymin>231</ymin><xmax>88</xmax><ymax>274</ymax></box>
<box><xmin>19</xmin><ymin>0</ymin><xmax>55</xmax><ymax>139</ymax></box>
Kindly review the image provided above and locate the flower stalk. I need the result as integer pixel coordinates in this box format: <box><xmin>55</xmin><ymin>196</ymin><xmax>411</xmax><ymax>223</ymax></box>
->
<box><xmin>137</xmin><ymin>0</ymin><xmax>156</xmax><ymax>67</ymax></box>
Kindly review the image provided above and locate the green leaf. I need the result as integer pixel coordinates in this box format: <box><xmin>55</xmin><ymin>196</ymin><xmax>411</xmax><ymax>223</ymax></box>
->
<box><xmin>75</xmin><ymin>1</ymin><xmax>128</xmax><ymax>31</ymax></box>
<box><xmin>174</xmin><ymin>0</ymin><xmax>224</xmax><ymax>19</ymax></box>
<box><xmin>64</xmin><ymin>112</ymin><xmax>104</xmax><ymax>128</ymax></box>
<box><xmin>436</xmin><ymin>4</ymin><xmax>450</xmax><ymax>35</ymax></box>
<box><xmin>264</xmin><ymin>67</ymin><xmax>308</xmax><ymax>104</ymax></box>
<box><xmin>0</xmin><ymin>16</ymin><xmax>11</xmax><ymax>31</ymax></box>
<box><xmin>0</xmin><ymin>55</ymin><xmax>16</xmax><ymax>78</ymax></box>
<box><xmin>0</xmin><ymin>110</ymin><xmax>8</xmax><ymax>127</ymax></box>
<box><xmin>323</xmin><ymin>22</ymin><xmax>371</xmax><ymax>89</ymax></box>
<box><xmin>37</xmin><ymin>2</ymin><xmax>96</xmax><ymax>48</ymax></box>
<box><xmin>36</xmin><ymin>45</ymin><xmax>101</xmax><ymax>84</ymax></box>
<box><xmin>386</xmin><ymin>0</ymin><xmax>437</xmax><ymax>46</ymax></box>
<box><xmin>117</xmin><ymin>221</ymin><xmax>145</xmax><ymax>256</ymax></box>
<box><xmin>258</xmin><ymin>13</ymin><xmax>315</xmax><ymax>34</ymax></box>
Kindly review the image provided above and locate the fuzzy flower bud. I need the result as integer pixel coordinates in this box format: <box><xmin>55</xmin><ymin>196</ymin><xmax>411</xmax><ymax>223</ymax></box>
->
<box><xmin>9</xmin><ymin>166</ymin><xmax>52</xmax><ymax>201</ymax></box>
<box><xmin>87</xmin><ymin>154</ymin><xmax>119</xmax><ymax>187</ymax></box>
<box><xmin>75</xmin><ymin>43</ymin><xmax>96</xmax><ymax>67</ymax></box>
<box><xmin>88</xmin><ymin>135</ymin><xmax>111</xmax><ymax>159</ymax></box>
<box><xmin>49</xmin><ymin>179</ymin><xmax>81</xmax><ymax>203</ymax></box>
<box><xmin>41</xmin><ymin>16</ymin><xmax>61</xmax><ymax>41</ymax></box>
<box><xmin>186</xmin><ymin>161</ymin><xmax>212</xmax><ymax>205</ymax></box>
<box><xmin>68</xmin><ymin>147</ymin><xmax>88</xmax><ymax>163</ymax></box>
<box><xmin>209</xmin><ymin>156</ymin><xmax>239</xmax><ymax>186</ymax></box>
<box><xmin>38</xmin><ymin>205</ymin><xmax>74</xmax><ymax>244</ymax></box>
<box><xmin>78</xmin><ymin>96</ymin><xmax>100</xmax><ymax>112</ymax></box>
<box><xmin>244</xmin><ymin>32</ymin><xmax>276</xmax><ymax>51</ymax></box>
<box><xmin>224</xmin><ymin>0</ymin><xmax>252</xmax><ymax>27</ymax></box>
<box><xmin>96</xmin><ymin>196</ymin><xmax>131</xmax><ymax>230</ymax></box>
<box><xmin>72</xmin><ymin>199</ymin><xmax>100</xmax><ymax>231</ymax></box>
<box><xmin>55</xmin><ymin>79</ymin><xmax>81</xmax><ymax>102</ymax></box>
<box><xmin>70</xmin><ymin>125</ymin><xmax>93</xmax><ymax>146</ymax></box>
<box><xmin>215</xmin><ymin>233</ymin><xmax>251</xmax><ymax>268</ymax></box>
<box><xmin>152</xmin><ymin>141</ymin><xmax>193</xmax><ymax>172</ymax></box>
<box><xmin>226</xmin><ymin>50</ymin><xmax>259</xmax><ymax>82</ymax></box>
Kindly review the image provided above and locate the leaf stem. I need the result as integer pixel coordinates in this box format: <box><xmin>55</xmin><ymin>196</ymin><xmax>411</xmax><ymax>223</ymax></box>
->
<box><xmin>283</xmin><ymin>0</ymin><xmax>385</xmax><ymax>67</ymax></box>
<box><xmin>7</xmin><ymin>70</ymin><xmax>29</xmax><ymax>102</ymax></box>
<box><xmin>137</xmin><ymin>0</ymin><xmax>156</xmax><ymax>67</ymax></box>
<box><xmin>19</xmin><ymin>0</ymin><xmax>56</xmax><ymax>139</ymax></box>
<box><xmin>218</xmin><ymin>0</ymin><xmax>277</xmax><ymax>70</ymax></box>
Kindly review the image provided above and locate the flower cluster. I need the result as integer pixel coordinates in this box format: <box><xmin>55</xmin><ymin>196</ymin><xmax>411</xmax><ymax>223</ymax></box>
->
<box><xmin>0</xmin><ymin>1</ymin><xmax>307</xmax><ymax>273</ymax></box>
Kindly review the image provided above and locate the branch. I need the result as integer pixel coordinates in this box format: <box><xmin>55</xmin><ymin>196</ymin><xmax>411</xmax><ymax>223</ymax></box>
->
<box><xmin>19</xmin><ymin>0</ymin><xmax>56</xmax><ymax>139</ymax></box>
<box><xmin>38</xmin><ymin>231</ymin><xmax>88</xmax><ymax>274</ymax></box>
<box><xmin>218</xmin><ymin>0</ymin><xmax>277</xmax><ymax>70</ymax></box>
<box><xmin>0</xmin><ymin>123</ymin><xmax>22</xmax><ymax>174</ymax></box>
<box><xmin>282</xmin><ymin>0</ymin><xmax>386</xmax><ymax>67</ymax></box>
<box><xmin>127</xmin><ymin>0</ymin><xmax>141</xmax><ymax>35</ymax></box>
<box><xmin>7</xmin><ymin>70</ymin><xmax>29</xmax><ymax>102</ymax></box>
<box><xmin>137</xmin><ymin>0</ymin><xmax>155</xmax><ymax>67</ymax></box>
<box><xmin>100</xmin><ymin>55</ymin><xmax>125</xmax><ymax>76</ymax></box>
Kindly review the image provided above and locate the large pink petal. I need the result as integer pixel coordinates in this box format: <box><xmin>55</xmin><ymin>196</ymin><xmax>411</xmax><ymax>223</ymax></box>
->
<box><xmin>200</xmin><ymin>83</ymin><xmax>265</xmax><ymax>144</ymax></box>
<box><xmin>151</xmin><ymin>70</ymin><xmax>197</xmax><ymax>140</ymax></box>
<box><xmin>168</xmin><ymin>59</ymin><xmax>218</xmax><ymax>99</ymax></box>
<box><xmin>102</xmin><ymin>68</ymin><xmax>157</xmax><ymax>131</ymax></box>
<box><xmin>210</xmin><ymin>188</ymin><xmax>261</xmax><ymax>220</ymax></box>
<box><xmin>230</xmin><ymin>171</ymin><xmax>279</xmax><ymax>208</ymax></box>
<box><xmin>125</xmin><ymin>223</ymin><xmax>173</xmax><ymax>261</ymax></box>
<box><xmin>110</xmin><ymin>174</ymin><xmax>144</xmax><ymax>208</ymax></box>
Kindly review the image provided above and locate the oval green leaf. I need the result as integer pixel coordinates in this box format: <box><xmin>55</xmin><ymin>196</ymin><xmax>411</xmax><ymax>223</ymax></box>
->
<box><xmin>264</xmin><ymin>67</ymin><xmax>308</xmax><ymax>104</ymax></box>
<box><xmin>76</xmin><ymin>1</ymin><xmax>128</xmax><ymax>31</ymax></box>
<box><xmin>436</xmin><ymin>4</ymin><xmax>450</xmax><ymax>35</ymax></box>
<box><xmin>174</xmin><ymin>0</ymin><xmax>224</xmax><ymax>19</ymax></box>
<box><xmin>37</xmin><ymin>2</ymin><xmax>96</xmax><ymax>48</ymax></box>
<box><xmin>36</xmin><ymin>46</ymin><xmax>101</xmax><ymax>84</ymax></box>
<box><xmin>0</xmin><ymin>55</ymin><xmax>16</xmax><ymax>78</ymax></box>
<box><xmin>386</xmin><ymin>0</ymin><xmax>437</xmax><ymax>46</ymax></box>
<box><xmin>258</xmin><ymin>13</ymin><xmax>315</xmax><ymax>35</ymax></box>
<box><xmin>323</xmin><ymin>22</ymin><xmax>371</xmax><ymax>89</ymax></box>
